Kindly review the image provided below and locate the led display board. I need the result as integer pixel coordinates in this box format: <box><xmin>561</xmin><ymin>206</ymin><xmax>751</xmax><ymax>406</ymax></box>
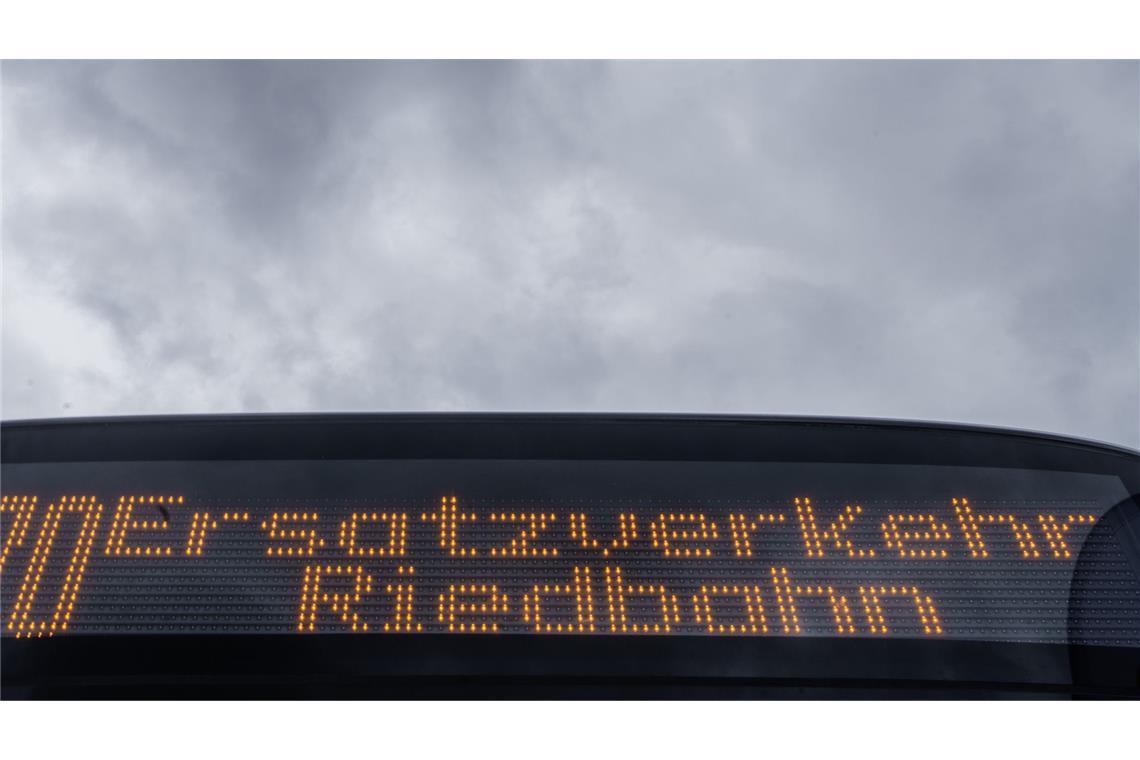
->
<box><xmin>3</xmin><ymin>415</ymin><xmax>1139</xmax><ymax>698</ymax></box>
<box><xmin>3</xmin><ymin>457</ymin><xmax>1138</xmax><ymax>644</ymax></box>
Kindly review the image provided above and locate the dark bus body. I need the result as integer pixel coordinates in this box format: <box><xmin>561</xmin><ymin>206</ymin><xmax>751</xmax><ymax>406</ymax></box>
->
<box><xmin>2</xmin><ymin>413</ymin><xmax>1138</xmax><ymax>699</ymax></box>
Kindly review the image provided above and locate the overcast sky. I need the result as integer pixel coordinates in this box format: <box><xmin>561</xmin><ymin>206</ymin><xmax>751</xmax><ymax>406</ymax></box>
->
<box><xmin>2</xmin><ymin>61</ymin><xmax>1137</xmax><ymax>447</ymax></box>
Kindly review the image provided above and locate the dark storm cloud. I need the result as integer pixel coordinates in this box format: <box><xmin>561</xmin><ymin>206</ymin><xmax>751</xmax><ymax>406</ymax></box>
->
<box><xmin>2</xmin><ymin>61</ymin><xmax>1137</xmax><ymax>447</ymax></box>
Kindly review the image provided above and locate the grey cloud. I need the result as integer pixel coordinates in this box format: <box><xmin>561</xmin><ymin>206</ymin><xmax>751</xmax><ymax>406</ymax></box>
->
<box><xmin>2</xmin><ymin>61</ymin><xmax>1137</xmax><ymax>448</ymax></box>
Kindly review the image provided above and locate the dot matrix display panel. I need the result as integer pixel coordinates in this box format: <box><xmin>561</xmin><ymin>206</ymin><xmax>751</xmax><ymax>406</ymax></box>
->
<box><xmin>2</xmin><ymin>459</ymin><xmax>1138</xmax><ymax>644</ymax></box>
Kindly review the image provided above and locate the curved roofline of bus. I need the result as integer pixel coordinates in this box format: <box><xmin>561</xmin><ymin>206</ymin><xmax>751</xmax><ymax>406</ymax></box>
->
<box><xmin>3</xmin><ymin>412</ymin><xmax>1138</xmax><ymax>459</ymax></box>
